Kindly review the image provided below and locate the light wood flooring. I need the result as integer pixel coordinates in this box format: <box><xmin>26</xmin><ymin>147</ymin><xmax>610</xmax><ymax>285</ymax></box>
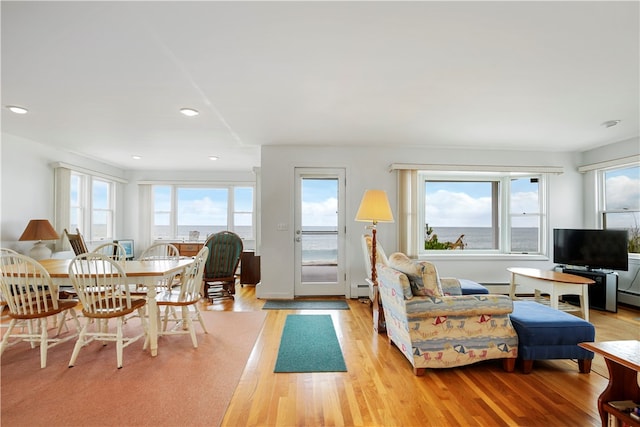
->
<box><xmin>204</xmin><ymin>287</ymin><xmax>640</xmax><ymax>427</ymax></box>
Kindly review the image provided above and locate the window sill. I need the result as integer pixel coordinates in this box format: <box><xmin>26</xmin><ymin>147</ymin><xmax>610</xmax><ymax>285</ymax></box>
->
<box><xmin>418</xmin><ymin>252</ymin><xmax>549</xmax><ymax>262</ymax></box>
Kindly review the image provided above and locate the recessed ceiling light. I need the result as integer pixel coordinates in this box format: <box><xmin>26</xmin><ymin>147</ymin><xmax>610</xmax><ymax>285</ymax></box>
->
<box><xmin>209</xmin><ymin>156</ymin><xmax>219</xmax><ymax>161</ymax></box>
<box><xmin>602</xmin><ymin>119</ymin><xmax>621</xmax><ymax>128</ymax></box>
<box><xmin>180</xmin><ymin>108</ymin><xmax>199</xmax><ymax>117</ymax></box>
<box><xmin>132</xmin><ymin>155</ymin><xmax>142</xmax><ymax>160</ymax></box>
<box><xmin>6</xmin><ymin>105</ymin><xmax>28</xmax><ymax>114</ymax></box>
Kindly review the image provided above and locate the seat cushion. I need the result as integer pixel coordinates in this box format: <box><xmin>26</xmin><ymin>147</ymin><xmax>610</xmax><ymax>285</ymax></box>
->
<box><xmin>510</xmin><ymin>301</ymin><xmax>595</xmax><ymax>360</ymax></box>
<box><xmin>459</xmin><ymin>280</ymin><xmax>489</xmax><ymax>295</ymax></box>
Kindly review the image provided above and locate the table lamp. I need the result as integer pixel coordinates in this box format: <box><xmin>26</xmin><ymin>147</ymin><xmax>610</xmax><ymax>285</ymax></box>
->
<box><xmin>18</xmin><ymin>219</ymin><xmax>60</xmax><ymax>260</ymax></box>
<box><xmin>355</xmin><ymin>189</ymin><xmax>394</xmax><ymax>284</ymax></box>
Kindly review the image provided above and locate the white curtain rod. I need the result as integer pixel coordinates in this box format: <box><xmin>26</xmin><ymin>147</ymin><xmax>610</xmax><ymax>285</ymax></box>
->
<box><xmin>50</xmin><ymin>162</ymin><xmax>128</xmax><ymax>183</ymax></box>
<box><xmin>389</xmin><ymin>163</ymin><xmax>564</xmax><ymax>174</ymax></box>
<box><xmin>577</xmin><ymin>154</ymin><xmax>640</xmax><ymax>173</ymax></box>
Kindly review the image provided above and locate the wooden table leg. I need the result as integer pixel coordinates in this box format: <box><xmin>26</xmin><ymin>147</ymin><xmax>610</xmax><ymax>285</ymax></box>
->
<box><xmin>597</xmin><ymin>359</ymin><xmax>640</xmax><ymax>427</ymax></box>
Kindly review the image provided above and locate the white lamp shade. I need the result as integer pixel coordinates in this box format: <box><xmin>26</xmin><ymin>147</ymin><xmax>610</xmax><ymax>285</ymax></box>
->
<box><xmin>355</xmin><ymin>190</ymin><xmax>394</xmax><ymax>223</ymax></box>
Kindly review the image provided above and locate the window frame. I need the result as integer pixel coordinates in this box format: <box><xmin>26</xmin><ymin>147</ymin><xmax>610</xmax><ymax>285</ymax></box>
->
<box><xmin>417</xmin><ymin>171</ymin><xmax>547</xmax><ymax>257</ymax></box>
<box><xmin>150</xmin><ymin>183</ymin><xmax>255</xmax><ymax>241</ymax></box>
<box><xmin>597</xmin><ymin>162</ymin><xmax>640</xmax><ymax>256</ymax></box>
<box><xmin>70</xmin><ymin>172</ymin><xmax>117</xmax><ymax>242</ymax></box>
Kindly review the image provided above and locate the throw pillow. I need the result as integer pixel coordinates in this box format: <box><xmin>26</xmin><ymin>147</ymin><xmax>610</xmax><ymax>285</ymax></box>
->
<box><xmin>387</xmin><ymin>252</ymin><xmax>420</xmax><ymax>299</ymax></box>
<box><xmin>388</xmin><ymin>253</ymin><xmax>443</xmax><ymax>297</ymax></box>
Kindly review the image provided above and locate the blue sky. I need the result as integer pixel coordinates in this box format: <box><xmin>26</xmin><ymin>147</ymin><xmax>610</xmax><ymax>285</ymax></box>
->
<box><xmin>153</xmin><ymin>186</ymin><xmax>254</xmax><ymax>226</ymax></box>
<box><xmin>302</xmin><ymin>179</ymin><xmax>338</xmax><ymax>227</ymax></box>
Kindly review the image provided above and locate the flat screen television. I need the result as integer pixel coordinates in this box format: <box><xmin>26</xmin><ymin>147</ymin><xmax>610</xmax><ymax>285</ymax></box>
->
<box><xmin>553</xmin><ymin>228</ymin><xmax>628</xmax><ymax>271</ymax></box>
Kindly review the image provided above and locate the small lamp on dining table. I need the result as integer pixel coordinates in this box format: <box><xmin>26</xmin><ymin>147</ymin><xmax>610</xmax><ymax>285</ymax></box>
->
<box><xmin>355</xmin><ymin>189</ymin><xmax>394</xmax><ymax>285</ymax></box>
<box><xmin>18</xmin><ymin>219</ymin><xmax>60</xmax><ymax>260</ymax></box>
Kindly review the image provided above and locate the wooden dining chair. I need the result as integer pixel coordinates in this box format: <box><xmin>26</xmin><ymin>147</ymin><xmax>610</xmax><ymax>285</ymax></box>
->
<box><xmin>68</xmin><ymin>253</ymin><xmax>147</xmax><ymax>369</ymax></box>
<box><xmin>145</xmin><ymin>246</ymin><xmax>209</xmax><ymax>349</ymax></box>
<box><xmin>92</xmin><ymin>242</ymin><xmax>127</xmax><ymax>261</ymax></box>
<box><xmin>0</xmin><ymin>252</ymin><xmax>80</xmax><ymax>368</ymax></box>
<box><xmin>127</xmin><ymin>242</ymin><xmax>182</xmax><ymax>300</ymax></box>
<box><xmin>139</xmin><ymin>242</ymin><xmax>180</xmax><ymax>261</ymax></box>
<box><xmin>64</xmin><ymin>228</ymin><xmax>88</xmax><ymax>255</ymax></box>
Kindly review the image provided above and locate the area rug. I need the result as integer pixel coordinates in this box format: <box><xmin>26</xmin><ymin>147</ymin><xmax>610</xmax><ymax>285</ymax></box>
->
<box><xmin>274</xmin><ymin>314</ymin><xmax>347</xmax><ymax>373</ymax></box>
<box><xmin>263</xmin><ymin>299</ymin><xmax>349</xmax><ymax>310</ymax></box>
<box><xmin>1</xmin><ymin>310</ymin><xmax>267</xmax><ymax>427</ymax></box>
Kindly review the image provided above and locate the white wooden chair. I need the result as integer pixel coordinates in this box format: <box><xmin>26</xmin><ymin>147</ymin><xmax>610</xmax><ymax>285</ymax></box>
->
<box><xmin>145</xmin><ymin>246</ymin><xmax>209</xmax><ymax>349</ymax></box>
<box><xmin>68</xmin><ymin>253</ymin><xmax>147</xmax><ymax>368</ymax></box>
<box><xmin>131</xmin><ymin>243</ymin><xmax>181</xmax><ymax>297</ymax></box>
<box><xmin>139</xmin><ymin>242</ymin><xmax>180</xmax><ymax>261</ymax></box>
<box><xmin>92</xmin><ymin>242</ymin><xmax>127</xmax><ymax>261</ymax></box>
<box><xmin>0</xmin><ymin>252</ymin><xmax>80</xmax><ymax>368</ymax></box>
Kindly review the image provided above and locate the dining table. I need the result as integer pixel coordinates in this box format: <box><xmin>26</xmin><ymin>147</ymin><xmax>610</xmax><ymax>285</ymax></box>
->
<box><xmin>37</xmin><ymin>257</ymin><xmax>195</xmax><ymax>357</ymax></box>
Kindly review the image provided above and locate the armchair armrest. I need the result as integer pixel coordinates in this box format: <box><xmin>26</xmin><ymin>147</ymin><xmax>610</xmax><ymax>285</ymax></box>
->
<box><xmin>405</xmin><ymin>294</ymin><xmax>513</xmax><ymax>318</ymax></box>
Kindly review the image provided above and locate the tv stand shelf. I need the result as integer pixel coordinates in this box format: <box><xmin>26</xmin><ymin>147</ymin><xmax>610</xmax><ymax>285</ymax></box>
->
<box><xmin>561</xmin><ymin>268</ymin><xmax>618</xmax><ymax>313</ymax></box>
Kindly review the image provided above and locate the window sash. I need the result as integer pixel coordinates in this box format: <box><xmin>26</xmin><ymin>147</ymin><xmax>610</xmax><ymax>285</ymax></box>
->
<box><xmin>599</xmin><ymin>163</ymin><xmax>640</xmax><ymax>254</ymax></box>
<box><xmin>404</xmin><ymin>171</ymin><xmax>546</xmax><ymax>256</ymax></box>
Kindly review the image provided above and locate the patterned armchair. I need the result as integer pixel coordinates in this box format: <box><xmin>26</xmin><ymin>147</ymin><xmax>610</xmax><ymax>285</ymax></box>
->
<box><xmin>377</xmin><ymin>255</ymin><xmax>518</xmax><ymax>376</ymax></box>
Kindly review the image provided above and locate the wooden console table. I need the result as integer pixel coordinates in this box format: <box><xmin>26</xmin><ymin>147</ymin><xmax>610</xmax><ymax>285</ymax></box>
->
<box><xmin>578</xmin><ymin>340</ymin><xmax>640</xmax><ymax>427</ymax></box>
<box><xmin>507</xmin><ymin>267</ymin><xmax>594</xmax><ymax>321</ymax></box>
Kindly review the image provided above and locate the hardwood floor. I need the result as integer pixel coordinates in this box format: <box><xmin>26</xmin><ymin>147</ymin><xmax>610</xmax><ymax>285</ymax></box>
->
<box><xmin>209</xmin><ymin>288</ymin><xmax>640</xmax><ymax>426</ymax></box>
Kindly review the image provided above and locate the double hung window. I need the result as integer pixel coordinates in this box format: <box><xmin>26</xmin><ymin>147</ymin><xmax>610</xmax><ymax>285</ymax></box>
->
<box><xmin>600</xmin><ymin>164</ymin><xmax>640</xmax><ymax>254</ymax></box>
<box><xmin>417</xmin><ymin>171</ymin><xmax>546</xmax><ymax>255</ymax></box>
<box><xmin>69</xmin><ymin>172</ymin><xmax>116</xmax><ymax>241</ymax></box>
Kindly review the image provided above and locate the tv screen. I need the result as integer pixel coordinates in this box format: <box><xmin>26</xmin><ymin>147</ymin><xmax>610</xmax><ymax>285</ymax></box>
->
<box><xmin>553</xmin><ymin>228</ymin><xmax>628</xmax><ymax>271</ymax></box>
<box><xmin>114</xmin><ymin>239</ymin><xmax>134</xmax><ymax>260</ymax></box>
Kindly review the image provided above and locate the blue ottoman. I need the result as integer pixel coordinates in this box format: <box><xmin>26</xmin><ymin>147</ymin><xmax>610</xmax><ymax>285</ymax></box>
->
<box><xmin>510</xmin><ymin>301</ymin><xmax>595</xmax><ymax>374</ymax></box>
<box><xmin>459</xmin><ymin>279</ymin><xmax>489</xmax><ymax>295</ymax></box>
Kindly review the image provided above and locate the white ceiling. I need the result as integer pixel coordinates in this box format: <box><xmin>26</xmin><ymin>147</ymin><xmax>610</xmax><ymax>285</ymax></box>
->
<box><xmin>2</xmin><ymin>1</ymin><xmax>638</xmax><ymax>171</ymax></box>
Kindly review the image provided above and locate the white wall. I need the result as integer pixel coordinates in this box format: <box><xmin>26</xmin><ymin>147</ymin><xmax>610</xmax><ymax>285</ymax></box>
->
<box><xmin>3</xmin><ymin>133</ymin><xmax>638</xmax><ymax>300</ymax></box>
<box><xmin>1</xmin><ymin>134</ymin><xmax>127</xmax><ymax>253</ymax></box>
<box><xmin>257</xmin><ymin>144</ymin><xmax>585</xmax><ymax>299</ymax></box>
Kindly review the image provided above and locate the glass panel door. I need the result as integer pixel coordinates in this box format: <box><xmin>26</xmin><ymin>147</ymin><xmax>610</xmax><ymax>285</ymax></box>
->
<box><xmin>294</xmin><ymin>168</ymin><xmax>345</xmax><ymax>296</ymax></box>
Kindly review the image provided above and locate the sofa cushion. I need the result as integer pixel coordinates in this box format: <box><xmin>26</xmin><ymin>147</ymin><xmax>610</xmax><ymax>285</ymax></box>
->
<box><xmin>388</xmin><ymin>252</ymin><xmax>442</xmax><ymax>297</ymax></box>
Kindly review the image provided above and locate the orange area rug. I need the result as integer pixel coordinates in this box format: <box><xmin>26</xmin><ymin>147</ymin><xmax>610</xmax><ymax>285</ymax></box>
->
<box><xmin>1</xmin><ymin>310</ymin><xmax>266</xmax><ymax>426</ymax></box>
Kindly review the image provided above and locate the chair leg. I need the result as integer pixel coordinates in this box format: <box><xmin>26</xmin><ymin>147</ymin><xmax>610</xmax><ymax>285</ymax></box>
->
<box><xmin>69</xmin><ymin>321</ymin><xmax>89</xmax><ymax>367</ymax></box>
<box><xmin>195</xmin><ymin>307</ymin><xmax>208</xmax><ymax>334</ymax></box>
<box><xmin>39</xmin><ymin>317</ymin><xmax>48</xmax><ymax>368</ymax></box>
<box><xmin>116</xmin><ymin>317</ymin><xmax>124</xmax><ymax>369</ymax></box>
<box><xmin>0</xmin><ymin>319</ymin><xmax>17</xmax><ymax>356</ymax></box>
<box><xmin>27</xmin><ymin>319</ymin><xmax>36</xmax><ymax>349</ymax></box>
<box><xmin>186</xmin><ymin>312</ymin><xmax>197</xmax><ymax>348</ymax></box>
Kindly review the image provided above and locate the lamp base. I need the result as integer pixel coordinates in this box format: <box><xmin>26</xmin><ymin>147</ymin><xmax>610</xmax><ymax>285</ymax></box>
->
<box><xmin>29</xmin><ymin>241</ymin><xmax>52</xmax><ymax>260</ymax></box>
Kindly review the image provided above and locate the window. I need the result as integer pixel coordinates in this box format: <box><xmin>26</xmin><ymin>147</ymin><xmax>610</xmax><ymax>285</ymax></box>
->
<box><xmin>151</xmin><ymin>184</ymin><xmax>254</xmax><ymax>240</ymax></box>
<box><xmin>69</xmin><ymin>172</ymin><xmax>116</xmax><ymax>241</ymax></box>
<box><xmin>419</xmin><ymin>172</ymin><xmax>545</xmax><ymax>255</ymax></box>
<box><xmin>600</xmin><ymin>164</ymin><xmax>640</xmax><ymax>254</ymax></box>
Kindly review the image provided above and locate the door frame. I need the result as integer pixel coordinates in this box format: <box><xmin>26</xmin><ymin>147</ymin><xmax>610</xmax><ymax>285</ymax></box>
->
<box><xmin>293</xmin><ymin>167</ymin><xmax>346</xmax><ymax>296</ymax></box>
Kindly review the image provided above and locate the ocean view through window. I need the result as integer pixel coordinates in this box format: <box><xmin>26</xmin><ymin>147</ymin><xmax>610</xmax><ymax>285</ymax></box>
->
<box><xmin>419</xmin><ymin>172</ymin><xmax>546</xmax><ymax>254</ymax></box>
<box><xmin>151</xmin><ymin>184</ymin><xmax>255</xmax><ymax>241</ymax></box>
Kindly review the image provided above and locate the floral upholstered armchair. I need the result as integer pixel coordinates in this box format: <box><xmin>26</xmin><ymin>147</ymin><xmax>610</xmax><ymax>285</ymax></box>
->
<box><xmin>377</xmin><ymin>252</ymin><xmax>518</xmax><ymax>376</ymax></box>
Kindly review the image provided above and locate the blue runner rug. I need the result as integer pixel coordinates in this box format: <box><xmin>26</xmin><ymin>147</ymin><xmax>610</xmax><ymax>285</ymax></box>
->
<box><xmin>263</xmin><ymin>300</ymin><xmax>349</xmax><ymax>310</ymax></box>
<box><xmin>274</xmin><ymin>314</ymin><xmax>347</xmax><ymax>373</ymax></box>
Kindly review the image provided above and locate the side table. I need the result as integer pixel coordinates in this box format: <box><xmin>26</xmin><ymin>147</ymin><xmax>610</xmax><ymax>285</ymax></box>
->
<box><xmin>578</xmin><ymin>340</ymin><xmax>640</xmax><ymax>427</ymax></box>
